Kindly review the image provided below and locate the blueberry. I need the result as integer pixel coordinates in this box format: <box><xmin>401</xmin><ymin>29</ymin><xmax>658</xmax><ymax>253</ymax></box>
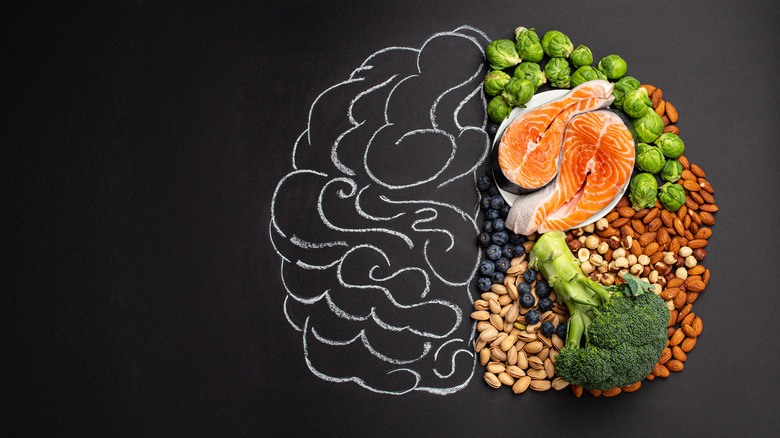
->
<box><xmin>519</xmin><ymin>292</ymin><xmax>535</xmax><ymax>308</ymax></box>
<box><xmin>480</xmin><ymin>195</ymin><xmax>491</xmax><ymax>210</ymax></box>
<box><xmin>476</xmin><ymin>175</ymin><xmax>492</xmax><ymax>192</ymax></box>
<box><xmin>534</xmin><ymin>279</ymin><xmax>551</xmax><ymax>298</ymax></box>
<box><xmin>540</xmin><ymin>321</ymin><xmax>555</xmax><ymax>337</ymax></box>
<box><xmin>490</xmin><ymin>195</ymin><xmax>505</xmax><ymax>210</ymax></box>
<box><xmin>487</xmin><ymin>122</ymin><xmax>500</xmax><ymax>137</ymax></box>
<box><xmin>477</xmin><ymin>277</ymin><xmax>492</xmax><ymax>292</ymax></box>
<box><xmin>486</xmin><ymin>209</ymin><xmax>500</xmax><ymax>220</ymax></box>
<box><xmin>485</xmin><ymin>245</ymin><xmax>502</xmax><ymax>261</ymax></box>
<box><xmin>538</xmin><ymin>297</ymin><xmax>554</xmax><ymax>312</ymax></box>
<box><xmin>500</xmin><ymin>204</ymin><xmax>511</xmax><ymax>218</ymax></box>
<box><xmin>501</xmin><ymin>244</ymin><xmax>514</xmax><ymax>259</ymax></box>
<box><xmin>494</xmin><ymin>257</ymin><xmax>510</xmax><ymax>273</ymax></box>
<box><xmin>488</xmin><ymin>186</ymin><xmax>499</xmax><ymax>197</ymax></box>
<box><xmin>492</xmin><ymin>218</ymin><xmax>505</xmax><ymax>231</ymax></box>
<box><xmin>492</xmin><ymin>230</ymin><xmax>509</xmax><ymax>246</ymax></box>
<box><xmin>523</xmin><ymin>268</ymin><xmax>537</xmax><ymax>284</ymax></box>
<box><xmin>509</xmin><ymin>233</ymin><xmax>526</xmax><ymax>245</ymax></box>
<box><xmin>513</xmin><ymin>245</ymin><xmax>526</xmax><ymax>258</ymax></box>
<box><xmin>479</xmin><ymin>260</ymin><xmax>495</xmax><ymax>277</ymax></box>
<box><xmin>517</xmin><ymin>282</ymin><xmax>531</xmax><ymax>295</ymax></box>
<box><xmin>525</xmin><ymin>308</ymin><xmax>541</xmax><ymax>325</ymax></box>
<box><xmin>477</xmin><ymin>232</ymin><xmax>492</xmax><ymax>248</ymax></box>
<box><xmin>483</xmin><ymin>221</ymin><xmax>494</xmax><ymax>233</ymax></box>
<box><xmin>556</xmin><ymin>322</ymin><xmax>567</xmax><ymax>339</ymax></box>
<box><xmin>491</xmin><ymin>272</ymin><xmax>505</xmax><ymax>284</ymax></box>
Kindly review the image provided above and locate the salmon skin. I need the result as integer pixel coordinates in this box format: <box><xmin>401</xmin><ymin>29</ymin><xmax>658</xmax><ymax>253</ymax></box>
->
<box><xmin>505</xmin><ymin>109</ymin><xmax>636</xmax><ymax>235</ymax></box>
<box><xmin>492</xmin><ymin>80</ymin><xmax>615</xmax><ymax>195</ymax></box>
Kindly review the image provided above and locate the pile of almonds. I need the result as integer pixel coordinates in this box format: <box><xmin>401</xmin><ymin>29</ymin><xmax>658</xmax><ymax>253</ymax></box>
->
<box><xmin>472</xmin><ymin>85</ymin><xmax>718</xmax><ymax>398</ymax></box>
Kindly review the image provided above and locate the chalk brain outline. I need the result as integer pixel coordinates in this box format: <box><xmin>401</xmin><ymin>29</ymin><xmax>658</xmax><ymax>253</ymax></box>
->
<box><xmin>270</xmin><ymin>26</ymin><xmax>491</xmax><ymax>395</ymax></box>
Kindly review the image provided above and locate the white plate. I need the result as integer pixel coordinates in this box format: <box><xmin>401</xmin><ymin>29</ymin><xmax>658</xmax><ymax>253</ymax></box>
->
<box><xmin>492</xmin><ymin>89</ymin><xmax>631</xmax><ymax>229</ymax></box>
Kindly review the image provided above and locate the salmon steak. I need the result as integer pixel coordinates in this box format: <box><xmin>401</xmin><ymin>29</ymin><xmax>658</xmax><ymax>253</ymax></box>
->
<box><xmin>493</xmin><ymin>80</ymin><xmax>615</xmax><ymax>195</ymax></box>
<box><xmin>505</xmin><ymin>109</ymin><xmax>636</xmax><ymax>235</ymax></box>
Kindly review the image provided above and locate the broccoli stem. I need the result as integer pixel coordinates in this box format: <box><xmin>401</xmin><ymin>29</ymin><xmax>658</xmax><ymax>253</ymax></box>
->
<box><xmin>529</xmin><ymin>231</ymin><xmax>612</xmax><ymax>348</ymax></box>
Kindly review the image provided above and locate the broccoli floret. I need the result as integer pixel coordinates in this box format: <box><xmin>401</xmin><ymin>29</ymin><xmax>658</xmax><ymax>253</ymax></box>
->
<box><xmin>529</xmin><ymin>231</ymin><xmax>669</xmax><ymax>391</ymax></box>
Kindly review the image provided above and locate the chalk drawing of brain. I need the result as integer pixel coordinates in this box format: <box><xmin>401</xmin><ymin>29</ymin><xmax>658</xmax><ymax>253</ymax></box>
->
<box><xmin>270</xmin><ymin>26</ymin><xmax>491</xmax><ymax>394</ymax></box>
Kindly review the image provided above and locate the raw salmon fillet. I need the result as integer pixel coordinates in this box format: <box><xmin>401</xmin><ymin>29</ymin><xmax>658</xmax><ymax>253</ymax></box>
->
<box><xmin>494</xmin><ymin>80</ymin><xmax>615</xmax><ymax>194</ymax></box>
<box><xmin>506</xmin><ymin>109</ymin><xmax>635</xmax><ymax>235</ymax></box>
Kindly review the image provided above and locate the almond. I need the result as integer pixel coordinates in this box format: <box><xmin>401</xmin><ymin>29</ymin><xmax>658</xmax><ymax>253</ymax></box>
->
<box><xmin>651</xmin><ymin>88</ymin><xmax>663</xmax><ymax>107</ymax></box>
<box><xmin>681</xmin><ymin>169</ymin><xmax>697</xmax><ymax>181</ymax></box>
<box><xmin>686</xmin><ymin>279</ymin><xmax>706</xmax><ymax>293</ymax></box>
<box><xmin>654</xmin><ymin>100</ymin><xmax>666</xmax><ymax>116</ymax></box>
<box><xmin>663</xmin><ymin>125</ymin><xmax>679</xmax><ymax>134</ymax></box>
<box><xmin>617</xmin><ymin>206</ymin><xmax>636</xmax><ymax>218</ymax></box>
<box><xmin>680</xmin><ymin>336</ymin><xmax>696</xmax><ymax>353</ymax></box>
<box><xmin>682</xmin><ymin>323</ymin><xmax>697</xmax><ymax>338</ymax></box>
<box><xmin>699</xmin><ymin>178</ymin><xmax>715</xmax><ymax>194</ymax></box>
<box><xmin>699</xmin><ymin>203</ymin><xmax>719</xmax><ymax>213</ymax></box>
<box><xmin>670</xmin><ymin>328</ymin><xmax>685</xmax><ymax>346</ymax></box>
<box><xmin>699</xmin><ymin>211</ymin><xmax>715</xmax><ymax>226</ymax></box>
<box><xmin>692</xmin><ymin>316</ymin><xmax>703</xmax><ymax>336</ymax></box>
<box><xmin>677</xmin><ymin>155</ymin><xmax>689</xmax><ymax>170</ymax></box>
<box><xmin>665</xmin><ymin>359</ymin><xmax>684</xmax><ymax>372</ymax></box>
<box><xmin>658</xmin><ymin>347</ymin><xmax>672</xmax><ymax>364</ymax></box>
<box><xmin>672</xmin><ymin>345</ymin><xmax>687</xmax><ymax>362</ymax></box>
<box><xmin>686</xmin><ymin>291</ymin><xmax>699</xmax><ymax>304</ymax></box>
<box><xmin>602</xmin><ymin>387</ymin><xmax>622</xmax><ymax>397</ymax></box>
<box><xmin>666</xmin><ymin>101</ymin><xmax>679</xmax><ymax>123</ymax></box>
<box><xmin>673</xmin><ymin>290</ymin><xmax>687</xmax><ymax>309</ymax></box>
<box><xmin>687</xmin><ymin>239</ymin><xmax>708</xmax><ymax>249</ymax></box>
<box><xmin>640</xmin><ymin>84</ymin><xmax>656</xmax><ymax>95</ymax></box>
<box><xmin>682</xmin><ymin>179</ymin><xmax>700</xmax><ymax>192</ymax></box>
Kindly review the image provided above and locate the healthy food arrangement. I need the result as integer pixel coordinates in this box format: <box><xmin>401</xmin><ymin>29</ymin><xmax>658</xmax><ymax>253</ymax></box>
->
<box><xmin>472</xmin><ymin>27</ymin><xmax>716</xmax><ymax>397</ymax></box>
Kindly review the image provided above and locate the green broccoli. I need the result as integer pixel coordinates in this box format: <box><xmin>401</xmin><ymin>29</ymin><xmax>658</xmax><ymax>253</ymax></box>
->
<box><xmin>528</xmin><ymin>231</ymin><xmax>669</xmax><ymax>391</ymax></box>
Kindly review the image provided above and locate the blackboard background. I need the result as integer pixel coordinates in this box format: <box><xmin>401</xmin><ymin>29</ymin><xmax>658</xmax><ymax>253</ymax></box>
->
<box><xmin>6</xmin><ymin>1</ymin><xmax>780</xmax><ymax>436</ymax></box>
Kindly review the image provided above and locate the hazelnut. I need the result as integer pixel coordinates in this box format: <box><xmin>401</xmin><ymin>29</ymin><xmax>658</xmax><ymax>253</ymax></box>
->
<box><xmin>693</xmin><ymin>248</ymin><xmax>706</xmax><ymax>261</ymax></box>
<box><xmin>568</xmin><ymin>239</ymin><xmax>582</xmax><ymax>251</ymax></box>
<box><xmin>608</xmin><ymin>236</ymin><xmax>621</xmax><ymax>249</ymax></box>
<box><xmin>620</xmin><ymin>235</ymin><xmax>633</xmax><ymax>249</ymax></box>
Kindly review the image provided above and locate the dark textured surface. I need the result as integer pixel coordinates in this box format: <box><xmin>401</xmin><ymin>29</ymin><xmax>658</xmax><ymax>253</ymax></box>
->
<box><xmin>6</xmin><ymin>1</ymin><xmax>779</xmax><ymax>436</ymax></box>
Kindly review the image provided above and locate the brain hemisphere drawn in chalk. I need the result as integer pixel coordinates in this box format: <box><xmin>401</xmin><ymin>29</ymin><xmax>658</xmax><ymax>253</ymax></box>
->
<box><xmin>271</xmin><ymin>26</ymin><xmax>491</xmax><ymax>394</ymax></box>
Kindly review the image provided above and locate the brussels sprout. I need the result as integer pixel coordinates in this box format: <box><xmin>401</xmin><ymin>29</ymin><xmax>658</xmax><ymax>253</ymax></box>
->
<box><xmin>513</xmin><ymin>62</ymin><xmax>546</xmax><ymax>90</ymax></box>
<box><xmin>541</xmin><ymin>30</ymin><xmax>574</xmax><ymax>58</ymax></box>
<box><xmin>628</xmin><ymin>173</ymin><xmax>658</xmax><ymax>211</ymax></box>
<box><xmin>658</xmin><ymin>182</ymin><xmax>686</xmax><ymax>212</ymax></box>
<box><xmin>611</xmin><ymin>76</ymin><xmax>641</xmax><ymax>110</ymax></box>
<box><xmin>655</xmin><ymin>132</ymin><xmax>686</xmax><ymax>158</ymax></box>
<box><xmin>660</xmin><ymin>159</ymin><xmax>683</xmax><ymax>183</ymax></box>
<box><xmin>597</xmin><ymin>54</ymin><xmax>627</xmax><ymax>80</ymax></box>
<box><xmin>514</xmin><ymin>27</ymin><xmax>544</xmax><ymax>63</ymax></box>
<box><xmin>622</xmin><ymin>88</ymin><xmax>652</xmax><ymax>118</ymax></box>
<box><xmin>483</xmin><ymin>70</ymin><xmax>512</xmax><ymax>97</ymax></box>
<box><xmin>615</xmin><ymin>76</ymin><xmax>641</xmax><ymax>91</ymax></box>
<box><xmin>487</xmin><ymin>96</ymin><xmax>512</xmax><ymax>123</ymax></box>
<box><xmin>570</xmin><ymin>44</ymin><xmax>593</xmax><ymax>68</ymax></box>
<box><xmin>544</xmin><ymin>57</ymin><xmax>571</xmax><ymax>89</ymax></box>
<box><xmin>486</xmin><ymin>39</ymin><xmax>522</xmax><ymax>70</ymax></box>
<box><xmin>632</xmin><ymin>109</ymin><xmax>664</xmax><ymax>143</ymax></box>
<box><xmin>570</xmin><ymin>66</ymin><xmax>607</xmax><ymax>88</ymax></box>
<box><xmin>635</xmin><ymin>143</ymin><xmax>666</xmax><ymax>174</ymax></box>
<box><xmin>501</xmin><ymin>78</ymin><xmax>534</xmax><ymax>107</ymax></box>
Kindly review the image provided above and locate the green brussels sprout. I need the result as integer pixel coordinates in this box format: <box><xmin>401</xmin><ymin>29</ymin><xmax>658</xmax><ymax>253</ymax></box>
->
<box><xmin>483</xmin><ymin>70</ymin><xmax>512</xmax><ymax>97</ymax></box>
<box><xmin>513</xmin><ymin>62</ymin><xmax>546</xmax><ymax>91</ymax></box>
<box><xmin>486</xmin><ymin>39</ymin><xmax>522</xmax><ymax>70</ymax></box>
<box><xmin>635</xmin><ymin>143</ymin><xmax>666</xmax><ymax>174</ymax></box>
<box><xmin>501</xmin><ymin>78</ymin><xmax>534</xmax><ymax>107</ymax></box>
<box><xmin>658</xmin><ymin>182</ymin><xmax>686</xmax><ymax>212</ymax></box>
<box><xmin>622</xmin><ymin>88</ymin><xmax>652</xmax><ymax>118</ymax></box>
<box><xmin>611</xmin><ymin>76</ymin><xmax>641</xmax><ymax>110</ymax></box>
<box><xmin>660</xmin><ymin>159</ymin><xmax>683</xmax><ymax>183</ymax></box>
<box><xmin>615</xmin><ymin>76</ymin><xmax>641</xmax><ymax>91</ymax></box>
<box><xmin>487</xmin><ymin>96</ymin><xmax>512</xmax><ymax>123</ymax></box>
<box><xmin>597</xmin><ymin>54</ymin><xmax>628</xmax><ymax>80</ymax></box>
<box><xmin>628</xmin><ymin>173</ymin><xmax>658</xmax><ymax>211</ymax></box>
<box><xmin>654</xmin><ymin>132</ymin><xmax>686</xmax><ymax>158</ymax></box>
<box><xmin>632</xmin><ymin>109</ymin><xmax>664</xmax><ymax>143</ymax></box>
<box><xmin>541</xmin><ymin>30</ymin><xmax>574</xmax><ymax>58</ymax></box>
<box><xmin>570</xmin><ymin>44</ymin><xmax>593</xmax><ymax>68</ymax></box>
<box><xmin>544</xmin><ymin>57</ymin><xmax>571</xmax><ymax>88</ymax></box>
<box><xmin>570</xmin><ymin>66</ymin><xmax>607</xmax><ymax>88</ymax></box>
<box><xmin>514</xmin><ymin>27</ymin><xmax>544</xmax><ymax>63</ymax></box>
